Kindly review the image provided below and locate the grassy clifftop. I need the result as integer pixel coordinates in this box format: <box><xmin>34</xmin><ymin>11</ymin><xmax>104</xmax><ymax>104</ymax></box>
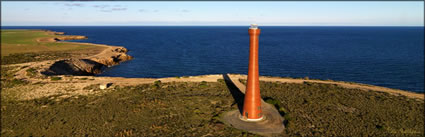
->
<box><xmin>1</xmin><ymin>29</ymin><xmax>103</xmax><ymax>65</ymax></box>
<box><xmin>1</xmin><ymin>30</ymin><xmax>91</xmax><ymax>55</ymax></box>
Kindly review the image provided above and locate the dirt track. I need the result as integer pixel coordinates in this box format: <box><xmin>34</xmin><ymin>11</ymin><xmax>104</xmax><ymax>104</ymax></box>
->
<box><xmin>3</xmin><ymin>71</ymin><xmax>423</xmax><ymax>101</ymax></box>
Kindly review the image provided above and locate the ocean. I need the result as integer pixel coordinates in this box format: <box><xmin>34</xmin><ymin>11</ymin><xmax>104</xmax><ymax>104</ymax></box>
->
<box><xmin>2</xmin><ymin>26</ymin><xmax>424</xmax><ymax>93</ymax></box>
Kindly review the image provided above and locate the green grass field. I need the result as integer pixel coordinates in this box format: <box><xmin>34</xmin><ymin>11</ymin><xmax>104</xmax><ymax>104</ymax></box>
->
<box><xmin>1</xmin><ymin>29</ymin><xmax>101</xmax><ymax>64</ymax></box>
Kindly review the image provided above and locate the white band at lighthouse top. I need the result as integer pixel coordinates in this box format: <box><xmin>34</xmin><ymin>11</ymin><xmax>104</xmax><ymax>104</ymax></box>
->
<box><xmin>250</xmin><ymin>24</ymin><xmax>258</xmax><ymax>29</ymax></box>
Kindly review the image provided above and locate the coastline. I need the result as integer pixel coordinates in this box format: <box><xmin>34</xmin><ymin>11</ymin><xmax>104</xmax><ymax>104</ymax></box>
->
<box><xmin>41</xmin><ymin>29</ymin><xmax>134</xmax><ymax>68</ymax></box>
<box><xmin>4</xmin><ymin>29</ymin><xmax>133</xmax><ymax>76</ymax></box>
<box><xmin>1</xmin><ymin>29</ymin><xmax>423</xmax><ymax>137</ymax></box>
<box><xmin>1</xmin><ymin>29</ymin><xmax>423</xmax><ymax>101</ymax></box>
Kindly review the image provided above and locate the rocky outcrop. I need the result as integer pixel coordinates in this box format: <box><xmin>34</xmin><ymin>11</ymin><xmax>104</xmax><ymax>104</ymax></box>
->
<box><xmin>91</xmin><ymin>54</ymin><xmax>133</xmax><ymax>67</ymax></box>
<box><xmin>35</xmin><ymin>30</ymin><xmax>133</xmax><ymax>76</ymax></box>
<box><xmin>41</xmin><ymin>30</ymin><xmax>87</xmax><ymax>41</ymax></box>
<box><xmin>90</xmin><ymin>47</ymin><xmax>133</xmax><ymax>67</ymax></box>
<box><xmin>41</xmin><ymin>59</ymin><xmax>104</xmax><ymax>76</ymax></box>
<box><xmin>54</xmin><ymin>36</ymin><xmax>88</xmax><ymax>41</ymax></box>
<box><xmin>53</xmin><ymin>32</ymin><xmax>65</xmax><ymax>35</ymax></box>
<box><xmin>41</xmin><ymin>47</ymin><xmax>133</xmax><ymax>76</ymax></box>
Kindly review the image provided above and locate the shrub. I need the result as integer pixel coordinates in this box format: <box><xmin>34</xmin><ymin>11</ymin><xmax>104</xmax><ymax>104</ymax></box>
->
<box><xmin>83</xmin><ymin>84</ymin><xmax>100</xmax><ymax>91</ymax></box>
<box><xmin>1</xmin><ymin>78</ymin><xmax>28</xmax><ymax>88</ymax></box>
<box><xmin>25</xmin><ymin>68</ymin><xmax>37</xmax><ymax>77</ymax></box>
<box><xmin>265</xmin><ymin>98</ymin><xmax>281</xmax><ymax>106</ymax></box>
<box><xmin>151</xmin><ymin>80</ymin><xmax>162</xmax><ymax>89</ymax></box>
<box><xmin>50</xmin><ymin>77</ymin><xmax>62</xmax><ymax>81</ymax></box>
<box><xmin>154</xmin><ymin>80</ymin><xmax>161</xmax><ymax>85</ymax></box>
<box><xmin>200</xmin><ymin>81</ymin><xmax>208</xmax><ymax>88</ymax></box>
<box><xmin>1</xmin><ymin>52</ymin><xmax>71</xmax><ymax>65</ymax></box>
<box><xmin>217</xmin><ymin>79</ymin><xmax>225</xmax><ymax>83</ymax></box>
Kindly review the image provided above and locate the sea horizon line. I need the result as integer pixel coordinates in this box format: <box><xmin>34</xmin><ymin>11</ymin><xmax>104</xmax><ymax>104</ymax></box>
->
<box><xmin>1</xmin><ymin>25</ymin><xmax>424</xmax><ymax>27</ymax></box>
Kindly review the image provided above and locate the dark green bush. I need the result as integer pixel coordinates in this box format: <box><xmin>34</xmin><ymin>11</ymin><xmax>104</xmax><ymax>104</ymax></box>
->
<box><xmin>50</xmin><ymin>77</ymin><xmax>62</xmax><ymax>81</ymax></box>
<box><xmin>25</xmin><ymin>68</ymin><xmax>37</xmax><ymax>77</ymax></box>
<box><xmin>216</xmin><ymin>79</ymin><xmax>224</xmax><ymax>83</ymax></box>
<box><xmin>1</xmin><ymin>52</ymin><xmax>71</xmax><ymax>65</ymax></box>
<box><xmin>199</xmin><ymin>81</ymin><xmax>208</xmax><ymax>88</ymax></box>
<box><xmin>1</xmin><ymin>78</ymin><xmax>28</xmax><ymax>88</ymax></box>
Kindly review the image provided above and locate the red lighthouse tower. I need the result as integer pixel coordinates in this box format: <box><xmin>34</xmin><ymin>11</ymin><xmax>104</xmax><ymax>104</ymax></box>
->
<box><xmin>241</xmin><ymin>24</ymin><xmax>263</xmax><ymax>121</ymax></box>
<box><xmin>223</xmin><ymin>24</ymin><xmax>284</xmax><ymax>134</ymax></box>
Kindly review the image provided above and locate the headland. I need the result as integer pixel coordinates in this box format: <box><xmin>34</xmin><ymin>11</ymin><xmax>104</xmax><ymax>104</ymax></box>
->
<box><xmin>1</xmin><ymin>29</ymin><xmax>423</xmax><ymax>136</ymax></box>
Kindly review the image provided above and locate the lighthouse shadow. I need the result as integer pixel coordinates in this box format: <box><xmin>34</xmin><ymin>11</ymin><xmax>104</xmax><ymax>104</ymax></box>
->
<box><xmin>222</xmin><ymin>74</ymin><xmax>245</xmax><ymax>114</ymax></box>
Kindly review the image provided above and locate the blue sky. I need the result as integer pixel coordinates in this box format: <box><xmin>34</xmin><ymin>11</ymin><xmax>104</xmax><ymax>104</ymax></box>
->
<box><xmin>1</xmin><ymin>2</ymin><xmax>424</xmax><ymax>26</ymax></box>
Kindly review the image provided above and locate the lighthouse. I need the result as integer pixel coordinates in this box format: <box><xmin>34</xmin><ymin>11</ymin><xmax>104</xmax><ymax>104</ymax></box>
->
<box><xmin>241</xmin><ymin>24</ymin><xmax>263</xmax><ymax>121</ymax></box>
<box><xmin>222</xmin><ymin>24</ymin><xmax>284</xmax><ymax>135</ymax></box>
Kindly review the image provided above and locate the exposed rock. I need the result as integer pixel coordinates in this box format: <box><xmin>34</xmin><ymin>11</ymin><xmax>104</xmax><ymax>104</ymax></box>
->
<box><xmin>34</xmin><ymin>30</ymin><xmax>133</xmax><ymax>76</ymax></box>
<box><xmin>90</xmin><ymin>53</ymin><xmax>133</xmax><ymax>67</ymax></box>
<box><xmin>41</xmin><ymin>59</ymin><xmax>104</xmax><ymax>76</ymax></box>
<box><xmin>99</xmin><ymin>84</ymin><xmax>107</xmax><ymax>90</ymax></box>
<box><xmin>41</xmin><ymin>30</ymin><xmax>87</xmax><ymax>41</ymax></box>
<box><xmin>54</xmin><ymin>36</ymin><xmax>88</xmax><ymax>41</ymax></box>
<box><xmin>54</xmin><ymin>32</ymin><xmax>65</xmax><ymax>35</ymax></box>
<box><xmin>44</xmin><ymin>30</ymin><xmax>66</xmax><ymax>35</ymax></box>
<box><xmin>100</xmin><ymin>83</ymin><xmax>112</xmax><ymax>90</ymax></box>
<box><xmin>41</xmin><ymin>47</ymin><xmax>133</xmax><ymax>76</ymax></box>
<box><xmin>117</xmin><ymin>54</ymin><xmax>133</xmax><ymax>62</ymax></box>
<box><xmin>90</xmin><ymin>47</ymin><xmax>133</xmax><ymax>67</ymax></box>
<box><xmin>113</xmin><ymin>47</ymin><xmax>128</xmax><ymax>53</ymax></box>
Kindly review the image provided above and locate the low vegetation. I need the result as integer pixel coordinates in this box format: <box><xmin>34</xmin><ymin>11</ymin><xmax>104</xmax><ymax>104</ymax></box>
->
<box><xmin>1</xmin><ymin>29</ymin><xmax>102</xmax><ymax>65</ymax></box>
<box><xmin>1</xmin><ymin>66</ymin><xmax>28</xmax><ymax>89</ymax></box>
<box><xmin>259</xmin><ymin>81</ymin><xmax>424</xmax><ymax>136</ymax></box>
<box><xmin>25</xmin><ymin>67</ymin><xmax>38</xmax><ymax>77</ymax></box>
<box><xmin>1</xmin><ymin>81</ymin><xmax>251</xmax><ymax>136</ymax></box>
<box><xmin>1</xmin><ymin>30</ymin><xmax>92</xmax><ymax>56</ymax></box>
<box><xmin>50</xmin><ymin>76</ymin><xmax>62</xmax><ymax>81</ymax></box>
<box><xmin>1</xmin><ymin>79</ymin><xmax>423</xmax><ymax>136</ymax></box>
<box><xmin>2</xmin><ymin>52</ymin><xmax>72</xmax><ymax>65</ymax></box>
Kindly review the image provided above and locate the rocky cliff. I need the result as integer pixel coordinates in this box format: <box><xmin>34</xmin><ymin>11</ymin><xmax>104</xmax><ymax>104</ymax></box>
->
<box><xmin>90</xmin><ymin>47</ymin><xmax>133</xmax><ymax>67</ymax></box>
<box><xmin>54</xmin><ymin>36</ymin><xmax>88</xmax><ymax>41</ymax></box>
<box><xmin>42</xmin><ymin>46</ymin><xmax>133</xmax><ymax>76</ymax></box>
